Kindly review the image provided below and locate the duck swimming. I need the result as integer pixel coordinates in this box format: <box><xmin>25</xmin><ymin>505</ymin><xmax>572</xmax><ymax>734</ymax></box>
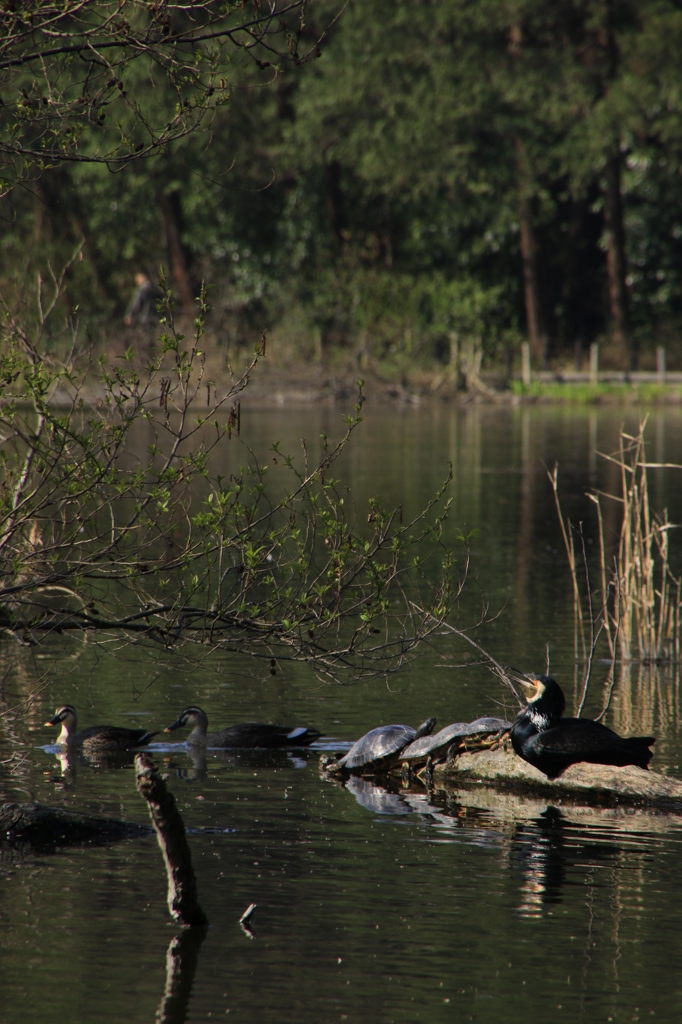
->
<box><xmin>511</xmin><ymin>676</ymin><xmax>655</xmax><ymax>778</ymax></box>
<box><xmin>45</xmin><ymin>705</ymin><xmax>157</xmax><ymax>752</ymax></box>
<box><xmin>164</xmin><ymin>706</ymin><xmax>321</xmax><ymax>748</ymax></box>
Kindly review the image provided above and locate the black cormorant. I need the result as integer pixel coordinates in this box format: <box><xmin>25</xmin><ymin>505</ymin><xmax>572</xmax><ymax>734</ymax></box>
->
<box><xmin>511</xmin><ymin>676</ymin><xmax>655</xmax><ymax>778</ymax></box>
<box><xmin>164</xmin><ymin>706</ymin><xmax>321</xmax><ymax>748</ymax></box>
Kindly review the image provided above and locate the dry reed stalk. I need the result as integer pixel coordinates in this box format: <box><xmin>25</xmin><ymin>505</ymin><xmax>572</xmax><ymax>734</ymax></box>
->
<box><xmin>548</xmin><ymin>464</ymin><xmax>586</xmax><ymax>660</ymax></box>
<box><xmin>551</xmin><ymin>420</ymin><xmax>682</xmax><ymax>721</ymax></box>
<box><xmin>612</xmin><ymin>425</ymin><xmax>675</xmax><ymax>662</ymax></box>
<box><xmin>550</xmin><ymin>468</ymin><xmax>610</xmax><ymax>714</ymax></box>
<box><xmin>561</xmin><ymin>421</ymin><xmax>681</xmax><ymax>670</ymax></box>
<box><xmin>587</xmin><ymin>492</ymin><xmax>615</xmax><ymax>660</ymax></box>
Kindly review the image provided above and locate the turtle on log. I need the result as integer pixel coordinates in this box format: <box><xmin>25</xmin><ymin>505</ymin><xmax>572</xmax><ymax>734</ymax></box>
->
<box><xmin>399</xmin><ymin>716</ymin><xmax>512</xmax><ymax>772</ymax></box>
<box><xmin>320</xmin><ymin>717</ymin><xmax>437</xmax><ymax>775</ymax></box>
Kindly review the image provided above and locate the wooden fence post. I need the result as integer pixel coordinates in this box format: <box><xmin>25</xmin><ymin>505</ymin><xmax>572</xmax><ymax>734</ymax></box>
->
<box><xmin>521</xmin><ymin>342</ymin><xmax>531</xmax><ymax>386</ymax></box>
<box><xmin>589</xmin><ymin>342</ymin><xmax>599</xmax><ymax>385</ymax></box>
<box><xmin>657</xmin><ymin>346</ymin><xmax>666</xmax><ymax>384</ymax></box>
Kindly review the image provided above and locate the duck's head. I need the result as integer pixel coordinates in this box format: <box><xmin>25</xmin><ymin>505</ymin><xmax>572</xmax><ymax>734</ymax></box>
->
<box><xmin>517</xmin><ymin>675</ymin><xmax>565</xmax><ymax>729</ymax></box>
<box><xmin>45</xmin><ymin>705</ymin><xmax>77</xmax><ymax>743</ymax></box>
<box><xmin>165</xmin><ymin>706</ymin><xmax>208</xmax><ymax>736</ymax></box>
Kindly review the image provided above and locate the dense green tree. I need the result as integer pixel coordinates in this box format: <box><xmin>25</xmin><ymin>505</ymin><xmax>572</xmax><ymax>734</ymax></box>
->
<box><xmin>4</xmin><ymin>1</ymin><xmax>682</xmax><ymax>370</ymax></box>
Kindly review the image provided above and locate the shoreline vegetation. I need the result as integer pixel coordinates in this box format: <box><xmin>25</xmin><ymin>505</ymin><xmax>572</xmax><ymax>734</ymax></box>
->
<box><xmin>54</xmin><ymin>326</ymin><xmax>682</xmax><ymax>410</ymax></box>
<box><xmin>235</xmin><ymin>365</ymin><xmax>682</xmax><ymax>407</ymax></box>
<box><xmin>108</xmin><ymin>318</ymin><xmax>682</xmax><ymax>408</ymax></box>
<box><xmin>108</xmin><ymin>353</ymin><xmax>682</xmax><ymax>408</ymax></box>
<box><xmin>43</xmin><ymin>362</ymin><xmax>682</xmax><ymax>410</ymax></box>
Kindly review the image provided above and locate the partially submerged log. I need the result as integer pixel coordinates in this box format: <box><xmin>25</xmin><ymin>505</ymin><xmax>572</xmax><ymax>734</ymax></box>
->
<box><xmin>135</xmin><ymin>753</ymin><xmax>208</xmax><ymax>927</ymax></box>
<box><xmin>430</xmin><ymin>740</ymin><xmax>682</xmax><ymax>809</ymax></box>
<box><xmin>0</xmin><ymin>801</ymin><xmax>151</xmax><ymax>850</ymax></box>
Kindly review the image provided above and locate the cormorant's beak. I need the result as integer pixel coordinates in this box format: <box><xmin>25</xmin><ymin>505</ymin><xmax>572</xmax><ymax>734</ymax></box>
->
<box><xmin>165</xmin><ymin>717</ymin><xmax>184</xmax><ymax>733</ymax></box>
<box><xmin>518</xmin><ymin>678</ymin><xmax>541</xmax><ymax>700</ymax></box>
<box><xmin>44</xmin><ymin>715</ymin><xmax>60</xmax><ymax>727</ymax></box>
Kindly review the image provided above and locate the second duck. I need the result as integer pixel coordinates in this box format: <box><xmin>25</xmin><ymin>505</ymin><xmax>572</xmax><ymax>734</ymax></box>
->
<box><xmin>165</xmin><ymin>706</ymin><xmax>321</xmax><ymax>748</ymax></box>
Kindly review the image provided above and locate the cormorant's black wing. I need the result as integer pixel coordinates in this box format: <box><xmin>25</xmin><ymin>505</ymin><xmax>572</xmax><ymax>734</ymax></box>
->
<box><xmin>532</xmin><ymin>719</ymin><xmax>654</xmax><ymax>771</ymax></box>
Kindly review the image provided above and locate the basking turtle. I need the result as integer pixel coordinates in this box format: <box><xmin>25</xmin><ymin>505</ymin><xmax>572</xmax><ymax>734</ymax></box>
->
<box><xmin>320</xmin><ymin>717</ymin><xmax>436</xmax><ymax>775</ymax></box>
<box><xmin>400</xmin><ymin>716</ymin><xmax>511</xmax><ymax>768</ymax></box>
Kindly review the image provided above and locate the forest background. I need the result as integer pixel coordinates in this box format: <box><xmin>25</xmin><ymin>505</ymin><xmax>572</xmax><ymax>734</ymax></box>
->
<box><xmin>3</xmin><ymin>0</ymin><xmax>682</xmax><ymax>380</ymax></box>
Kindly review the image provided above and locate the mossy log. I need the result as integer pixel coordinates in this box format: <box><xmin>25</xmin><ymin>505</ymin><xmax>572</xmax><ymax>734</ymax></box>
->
<box><xmin>429</xmin><ymin>741</ymin><xmax>682</xmax><ymax>809</ymax></box>
<box><xmin>135</xmin><ymin>753</ymin><xmax>208</xmax><ymax>928</ymax></box>
<box><xmin>0</xmin><ymin>801</ymin><xmax>152</xmax><ymax>850</ymax></box>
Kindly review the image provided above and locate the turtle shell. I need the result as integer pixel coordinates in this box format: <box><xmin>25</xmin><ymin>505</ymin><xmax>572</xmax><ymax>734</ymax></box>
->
<box><xmin>400</xmin><ymin>717</ymin><xmax>511</xmax><ymax>766</ymax></box>
<box><xmin>460</xmin><ymin>716</ymin><xmax>511</xmax><ymax>737</ymax></box>
<box><xmin>400</xmin><ymin>722</ymin><xmax>469</xmax><ymax>762</ymax></box>
<box><xmin>336</xmin><ymin>724</ymin><xmax>417</xmax><ymax>770</ymax></box>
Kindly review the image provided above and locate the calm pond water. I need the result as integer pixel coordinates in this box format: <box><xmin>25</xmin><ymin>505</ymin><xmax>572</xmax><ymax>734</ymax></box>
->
<box><xmin>2</xmin><ymin>403</ymin><xmax>682</xmax><ymax>1023</ymax></box>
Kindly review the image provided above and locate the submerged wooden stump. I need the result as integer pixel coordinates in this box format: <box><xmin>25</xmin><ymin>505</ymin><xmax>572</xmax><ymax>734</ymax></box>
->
<box><xmin>0</xmin><ymin>801</ymin><xmax>151</xmax><ymax>848</ymax></box>
<box><xmin>135</xmin><ymin>753</ymin><xmax>208</xmax><ymax>928</ymax></box>
<box><xmin>432</xmin><ymin>741</ymin><xmax>682</xmax><ymax>809</ymax></box>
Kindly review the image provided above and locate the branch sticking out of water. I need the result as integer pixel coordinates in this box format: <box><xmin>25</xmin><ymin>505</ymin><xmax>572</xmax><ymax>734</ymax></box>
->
<box><xmin>135</xmin><ymin>753</ymin><xmax>208</xmax><ymax>928</ymax></box>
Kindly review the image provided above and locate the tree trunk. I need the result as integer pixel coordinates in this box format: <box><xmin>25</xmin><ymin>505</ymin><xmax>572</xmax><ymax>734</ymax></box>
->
<box><xmin>159</xmin><ymin>190</ymin><xmax>194</xmax><ymax>315</ymax></box>
<box><xmin>560</xmin><ymin>196</ymin><xmax>590</xmax><ymax>349</ymax></box>
<box><xmin>509</xmin><ymin>21</ymin><xmax>547</xmax><ymax>367</ymax></box>
<box><xmin>323</xmin><ymin>159</ymin><xmax>347</xmax><ymax>241</ymax></box>
<box><xmin>604</xmin><ymin>151</ymin><xmax>633</xmax><ymax>368</ymax></box>
<box><xmin>518</xmin><ymin>197</ymin><xmax>546</xmax><ymax>364</ymax></box>
<box><xmin>514</xmin><ymin>140</ymin><xmax>547</xmax><ymax>365</ymax></box>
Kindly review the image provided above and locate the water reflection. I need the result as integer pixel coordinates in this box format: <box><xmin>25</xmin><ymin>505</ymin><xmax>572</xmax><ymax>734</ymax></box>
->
<box><xmin>331</xmin><ymin>768</ymin><xmax>682</xmax><ymax>929</ymax></box>
<box><xmin>345</xmin><ymin>775</ymin><xmax>411</xmax><ymax>815</ymax></box>
<box><xmin>153</xmin><ymin>744</ymin><xmax>322</xmax><ymax>784</ymax></box>
<box><xmin>157</xmin><ymin>929</ymin><xmax>207</xmax><ymax>1024</ymax></box>
<box><xmin>511</xmin><ymin>807</ymin><xmax>573</xmax><ymax>916</ymax></box>
<box><xmin>41</xmin><ymin>743</ymin><xmax>152</xmax><ymax>780</ymax></box>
